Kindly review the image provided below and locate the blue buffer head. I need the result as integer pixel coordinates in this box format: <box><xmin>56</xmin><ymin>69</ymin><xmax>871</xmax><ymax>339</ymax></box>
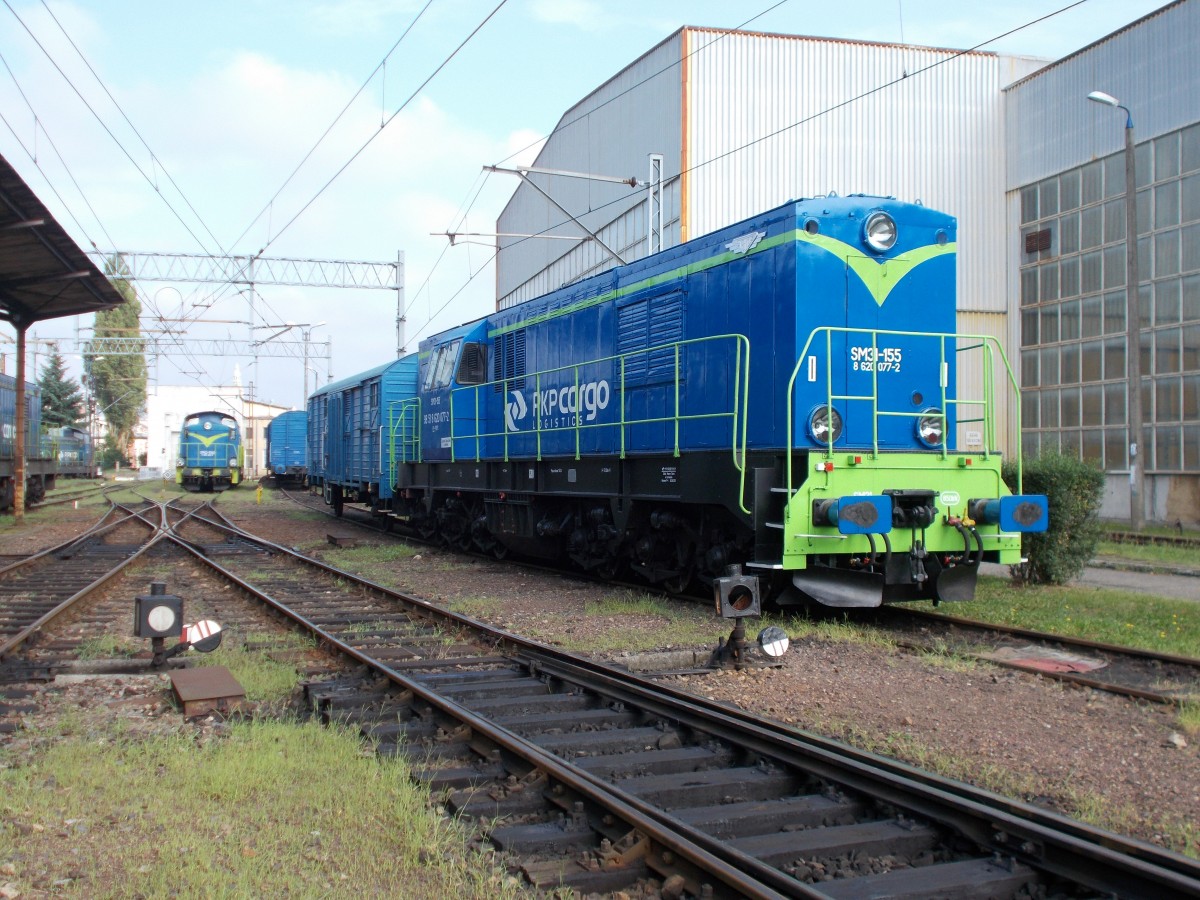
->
<box><xmin>974</xmin><ymin>495</ymin><xmax>1049</xmax><ymax>533</ymax></box>
<box><xmin>828</xmin><ymin>495</ymin><xmax>893</xmax><ymax>535</ymax></box>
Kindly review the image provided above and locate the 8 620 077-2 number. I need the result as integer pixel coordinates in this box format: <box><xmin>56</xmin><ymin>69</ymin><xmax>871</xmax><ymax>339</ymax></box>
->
<box><xmin>850</xmin><ymin>346</ymin><xmax>902</xmax><ymax>373</ymax></box>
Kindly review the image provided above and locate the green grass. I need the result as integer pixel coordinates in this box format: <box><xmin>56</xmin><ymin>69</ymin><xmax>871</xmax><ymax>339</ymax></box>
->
<box><xmin>201</xmin><ymin>643</ymin><xmax>309</xmax><ymax>705</ymax></box>
<box><xmin>75</xmin><ymin>635</ymin><xmax>139</xmax><ymax>660</ymax></box>
<box><xmin>324</xmin><ymin>543</ymin><xmax>420</xmax><ymax>583</ymax></box>
<box><xmin>911</xmin><ymin>575</ymin><xmax>1200</xmax><ymax>658</ymax></box>
<box><xmin>1095</xmin><ymin>539</ymin><xmax>1199</xmax><ymax>568</ymax></box>
<box><xmin>1178</xmin><ymin>701</ymin><xmax>1200</xmax><ymax>736</ymax></box>
<box><xmin>585</xmin><ymin>589</ymin><xmax>677</xmax><ymax>617</ymax></box>
<box><xmin>0</xmin><ymin>719</ymin><xmax>517</xmax><ymax>898</ymax></box>
<box><xmin>447</xmin><ymin>596</ymin><xmax>505</xmax><ymax>619</ymax></box>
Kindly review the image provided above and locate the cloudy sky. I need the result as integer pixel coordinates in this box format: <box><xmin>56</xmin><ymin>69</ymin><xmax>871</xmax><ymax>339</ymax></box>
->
<box><xmin>0</xmin><ymin>0</ymin><xmax>1169</xmax><ymax>408</ymax></box>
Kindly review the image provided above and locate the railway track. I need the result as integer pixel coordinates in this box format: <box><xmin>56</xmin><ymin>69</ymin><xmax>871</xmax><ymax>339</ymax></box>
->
<box><xmin>1106</xmin><ymin>530</ymin><xmax>1200</xmax><ymax>549</ymax></box>
<box><xmin>6</xmin><ymin>499</ymin><xmax>1196</xmax><ymax>897</ymax></box>
<box><xmin>32</xmin><ymin>480</ymin><xmax>115</xmax><ymax>509</ymax></box>
<box><xmin>0</xmin><ymin>500</ymin><xmax>163</xmax><ymax>670</ymax></box>
<box><xmin>281</xmin><ymin>487</ymin><xmax>1200</xmax><ymax>707</ymax></box>
<box><xmin>4</xmin><ymin>501</ymin><xmax>1195</xmax><ymax>897</ymax></box>
<box><xmin>879</xmin><ymin>607</ymin><xmax>1200</xmax><ymax>707</ymax></box>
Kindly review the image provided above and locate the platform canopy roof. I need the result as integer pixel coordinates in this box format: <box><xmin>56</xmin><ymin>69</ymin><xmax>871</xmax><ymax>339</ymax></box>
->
<box><xmin>0</xmin><ymin>151</ymin><xmax>126</xmax><ymax>329</ymax></box>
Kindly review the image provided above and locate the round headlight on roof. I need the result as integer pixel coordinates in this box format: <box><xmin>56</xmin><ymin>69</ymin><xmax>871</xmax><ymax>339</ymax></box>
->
<box><xmin>863</xmin><ymin>211</ymin><xmax>897</xmax><ymax>253</ymax></box>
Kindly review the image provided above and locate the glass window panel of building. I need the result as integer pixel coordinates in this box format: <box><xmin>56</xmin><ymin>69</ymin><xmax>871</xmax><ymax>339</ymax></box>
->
<box><xmin>1017</xmin><ymin>123</ymin><xmax>1200</xmax><ymax>473</ymax></box>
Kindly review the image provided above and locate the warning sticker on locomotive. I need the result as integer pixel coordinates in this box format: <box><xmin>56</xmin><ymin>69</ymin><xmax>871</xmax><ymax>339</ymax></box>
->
<box><xmin>850</xmin><ymin>346</ymin><xmax>902</xmax><ymax>373</ymax></box>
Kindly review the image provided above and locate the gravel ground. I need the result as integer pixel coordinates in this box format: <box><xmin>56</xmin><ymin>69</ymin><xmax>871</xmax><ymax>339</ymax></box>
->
<box><xmin>4</xmin><ymin>493</ymin><xmax>1198</xmax><ymax>859</ymax></box>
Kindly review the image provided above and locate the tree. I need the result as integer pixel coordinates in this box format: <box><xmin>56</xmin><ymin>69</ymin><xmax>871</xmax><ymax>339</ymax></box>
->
<box><xmin>85</xmin><ymin>257</ymin><xmax>147</xmax><ymax>457</ymax></box>
<box><xmin>39</xmin><ymin>346</ymin><xmax>86</xmax><ymax>428</ymax></box>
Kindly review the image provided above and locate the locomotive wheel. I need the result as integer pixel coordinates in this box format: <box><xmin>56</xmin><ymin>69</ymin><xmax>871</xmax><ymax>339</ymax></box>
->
<box><xmin>662</xmin><ymin>568</ymin><xmax>694</xmax><ymax>595</ymax></box>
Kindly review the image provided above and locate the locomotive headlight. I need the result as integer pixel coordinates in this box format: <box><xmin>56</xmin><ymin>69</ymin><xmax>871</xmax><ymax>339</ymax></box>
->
<box><xmin>807</xmin><ymin>405</ymin><xmax>843</xmax><ymax>445</ymax></box>
<box><xmin>916</xmin><ymin>408</ymin><xmax>945</xmax><ymax>447</ymax></box>
<box><xmin>863</xmin><ymin>212</ymin><xmax>897</xmax><ymax>253</ymax></box>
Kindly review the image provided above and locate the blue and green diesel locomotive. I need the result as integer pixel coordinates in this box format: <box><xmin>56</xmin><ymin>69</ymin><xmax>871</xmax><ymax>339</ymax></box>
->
<box><xmin>176</xmin><ymin>410</ymin><xmax>242</xmax><ymax>492</ymax></box>
<box><xmin>310</xmin><ymin>195</ymin><xmax>1047</xmax><ymax>607</ymax></box>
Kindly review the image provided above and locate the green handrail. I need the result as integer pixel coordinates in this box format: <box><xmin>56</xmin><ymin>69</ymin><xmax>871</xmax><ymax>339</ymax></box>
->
<box><xmin>785</xmin><ymin>327</ymin><xmax>1025</xmax><ymax>495</ymax></box>
<box><xmin>443</xmin><ymin>333</ymin><xmax>752</xmax><ymax>513</ymax></box>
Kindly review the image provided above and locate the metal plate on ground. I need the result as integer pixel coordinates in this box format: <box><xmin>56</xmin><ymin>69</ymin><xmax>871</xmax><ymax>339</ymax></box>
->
<box><xmin>169</xmin><ymin>666</ymin><xmax>247</xmax><ymax>716</ymax></box>
<box><xmin>984</xmin><ymin>645</ymin><xmax>1107</xmax><ymax>673</ymax></box>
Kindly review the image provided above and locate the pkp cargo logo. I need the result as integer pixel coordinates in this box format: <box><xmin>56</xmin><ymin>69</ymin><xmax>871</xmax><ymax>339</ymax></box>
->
<box><xmin>505</xmin><ymin>379</ymin><xmax>612</xmax><ymax>432</ymax></box>
<box><xmin>505</xmin><ymin>391</ymin><xmax>527</xmax><ymax>432</ymax></box>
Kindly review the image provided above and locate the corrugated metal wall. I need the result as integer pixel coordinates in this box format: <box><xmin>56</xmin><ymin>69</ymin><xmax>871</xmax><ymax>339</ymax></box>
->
<box><xmin>493</xmin><ymin>27</ymin><xmax>1050</xmax><ymax>452</ymax></box>
<box><xmin>1005</xmin><ymin>1</ymin><xmax>1196</xmax><ymax>190</ymax></box>
<box><xmin>1003</xmin><ymin>1</ymin><xmax>1200</xmax><ymax>510</ymax></box>
<box><xmin>496</xmin><ymin>35</ymin><xmax>684</xmax><ymax>307</ymax></box>
<box><xmin>683</xmin><ymin>29</ymin><xmax>1042</xmax><ymax>317</ymax></box>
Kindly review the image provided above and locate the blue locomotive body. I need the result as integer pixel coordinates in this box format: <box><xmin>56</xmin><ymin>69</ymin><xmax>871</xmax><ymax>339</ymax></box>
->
<box><xmin>316</xmin><ymin>196</ymin><xmax>1047</xmax><ymax>607</ymax></box>
<box><xmin>266</xmin><ymin>410</ymin><xmax>308</xmax><ymax>485</ymax></box>
<box><xmin>176</xmin><ymin>410</ymin><xmax>242</xmax><ymax>492</ymax></box>
<box><xmin>1</xmin><ymin>374</ymin><xmax>56</xmax><ymax>509</ymax></box>
<box><xmin>49</xmin><ymin>425</ymin><xmax>96</xmax><ymax>479</ymax></box>
<box><xmin>307</xmin><ymin>356</ymin><xmax>419</xmax><ymax>515</ymax></box>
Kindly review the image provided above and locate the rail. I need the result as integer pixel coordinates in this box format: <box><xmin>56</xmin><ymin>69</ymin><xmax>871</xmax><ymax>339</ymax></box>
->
<box><xmin>784</xmin><ymin>326</ymin><xmax>1025</xmax><ymax>494</ymax></box>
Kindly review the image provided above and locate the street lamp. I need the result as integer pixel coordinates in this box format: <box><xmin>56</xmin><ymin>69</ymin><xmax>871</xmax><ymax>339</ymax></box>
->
<box><xmin>302</xmin><ymin>322</ymin><xmax>325</xmax><ymax>401</ymax></box>
<box><xmin>1088</xmin><ymin>89</ymin><xmax>1143</xmax><ymax>529</ymax></box>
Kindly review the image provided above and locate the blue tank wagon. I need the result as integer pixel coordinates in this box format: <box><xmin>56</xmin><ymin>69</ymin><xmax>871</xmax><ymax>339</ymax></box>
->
<box><xmin>265</xmin><ymin>410</ymin><xmax>308</xmax><ymax>485</ymax></box>
<box><xmin>307</xmin><ymin>356</ymin><xmax>420</xmax><ymax>516</ymax></box>
<box><xmin>175</xmin><ymin>410</ymin><xmax>243</xmax><ymax>492</ymax></box>
<box><xmin>335</xmin><ymin>196</ymin><xmax>1048</xmax><ymax>607</ymax></box>
<box><xmin>1</xmin><ymin>374</ymin><xmax>57</xmax><ymax>509</ymax></box>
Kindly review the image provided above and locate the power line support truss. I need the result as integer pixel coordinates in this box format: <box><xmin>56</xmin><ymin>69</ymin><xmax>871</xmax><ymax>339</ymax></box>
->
<box><xmin>647</xmin><ymin>153</ymin><xmax>663</xmax><ymax>256</ymax></box>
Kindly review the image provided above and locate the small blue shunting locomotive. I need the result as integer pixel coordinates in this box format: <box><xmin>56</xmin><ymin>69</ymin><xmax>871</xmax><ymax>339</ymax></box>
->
<box><xmin>176</xmin><ymin>410</ymin><xmax>242</xmax><ymax>492</ymax></box>
<box><xmin>310</xmin><ymin>195</ymin><xmax>1047</xmax><ymax>607</ymax></box>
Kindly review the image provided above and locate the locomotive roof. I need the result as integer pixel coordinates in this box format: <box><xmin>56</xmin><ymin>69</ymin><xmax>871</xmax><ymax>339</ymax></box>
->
<box><xmin>484</xmin><ymin>194</ymin><xmax>951</xmax><ymax>338</ymax></box>
<box><xmin>0</xmin><ymin>152</ymin><xmax>126</xmax><ymax>327</ymax></box>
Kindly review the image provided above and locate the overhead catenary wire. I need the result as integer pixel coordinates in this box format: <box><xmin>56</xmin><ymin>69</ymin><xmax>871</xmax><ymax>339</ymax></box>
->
<box><xmin>172</xmin><ymin>0</ymin><xmax>507</xmax><ymax>338</ymax></box>
<box><xmin>2</xmin><ymin>0</ymin><xmax>288</xmax><ymax>347</ymax></box>
<box><xmin>407</xmin><ymin>0</ymin><xmax>795</xmax><ymax>341</ymax></box>
<box><xmin>415</xmin><ymin>0</ymin><xmax>1093</xmax><ymax>345</ymax></box>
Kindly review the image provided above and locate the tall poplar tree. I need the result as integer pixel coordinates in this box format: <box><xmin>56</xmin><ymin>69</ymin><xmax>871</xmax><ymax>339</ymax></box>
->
<box><xmin>38</xmin><ymin>347</ymin><xmax>86</xmax><ymax>428</ymax></box>
<box><xmin>85</xmin><ymin>257</ymin><xmax>147</xmax><ymax>455</ymax></box>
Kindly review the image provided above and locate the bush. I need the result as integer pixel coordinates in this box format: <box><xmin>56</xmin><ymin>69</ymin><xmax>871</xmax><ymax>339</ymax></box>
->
<box><xmin>1002</xmin><ymin>451</ymin><xmax>1105</xmax><ymax>585</ymax></box>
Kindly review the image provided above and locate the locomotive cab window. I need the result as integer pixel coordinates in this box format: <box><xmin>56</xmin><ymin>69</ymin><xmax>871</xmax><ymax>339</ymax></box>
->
<box><xmin>422</xmin><ymin>339</ymin><xmax>461</xmax><ymax>390</ymax></box>
<box><xmin>456</xmin><ymin>342</ymin><xmax>488</xmax><ymax>385</ymax></box>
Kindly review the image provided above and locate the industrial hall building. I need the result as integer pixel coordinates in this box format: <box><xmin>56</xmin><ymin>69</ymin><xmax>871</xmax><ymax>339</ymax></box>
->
<box><xmin>493</xmin><ymin>1</ymin><xmax>1200</xmax><ymax>525</ymax></box>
